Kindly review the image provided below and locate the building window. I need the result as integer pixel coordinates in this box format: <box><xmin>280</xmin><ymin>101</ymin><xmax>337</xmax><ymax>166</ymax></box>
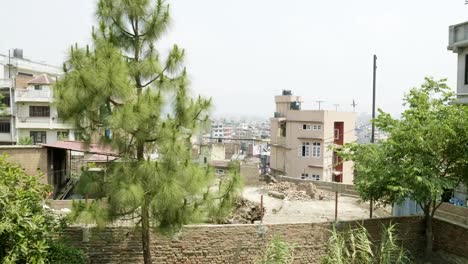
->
<box><xmin>301</xmin><ymin>173</ymin><xmax>309</xmax><ymax>179</ymax></box>
<box><xmin>465</xmin><ymin>54</ymin><xmax>468</xmax><ymax>85</ymax></box>
<box><xmin>30</xmin><ymin>131</ymin><xmax>47</xmax><ymax>144</ymax></box>
<box><xmin>203</xmin><ymin>157</ymin><xmax>207</xmax><ymax>164</ymax></box>
<box><xmin>57</xmin><ymin>131</ymin><xmax>69</xmax><ymax>140</ymax></box>
<box><xmin>216</xmin><ymin>169</ymin><xmax>226</xmax><ymax>175</ymax></box>
<box><xmin>34</xmin><ymin>85</ymin><xmax>42</xmax><ymax>90</ymax></box>
<box><xmin>1</xmin><ymin>95</ymin><xmax>10</xmax><ymax>107</ymax></box>
<box><xmin>302</xmin><ymin>124</ymin><xmax>311</xmax><ymax>130</ymax></box>
<box><xmin>313</xmin><ymin>125</ymin><xmax>321</xmax><ymax>130</ymax></box>
<box><xmin>299</xmin><ymin>142</ymin><xmax>310</xmax><ymax>157</ymax></box>
<box><xmin>29</xmin><ymin>106</ymin><xmax>50</xmax><ymax>117</ymax></box>
<box><xmin>334</xmin><ymin>129</ymin><xmax>340</xmax><ymax>140</ymax></box>
<box><xmin>312</xmin><ymin>142</ymin><xmax>321</xmax><ymax>157</ymax></box>
<box><xmin>0</xmin><ymin>122</ymin><xmax>11</xmax><ymax>133</ymax></box>
<box><xmin>311</xmin><ymin>174</ymin><xmax>320</xmax><ymax>181</ymax></box>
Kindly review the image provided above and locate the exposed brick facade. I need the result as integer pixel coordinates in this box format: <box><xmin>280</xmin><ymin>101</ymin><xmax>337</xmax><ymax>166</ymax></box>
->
<box><xmin>0</xmin><ymin>146</ymin><xmax>48</xmax><ymax>183</ymax></box>
<box><xmin>433</xmin><ymin>218</ymin><xmax>468</xmax><ymax>259</ymax></box>
<box><xmin>62</xmin><ymin>217</ymin><xmax>429</xmax><ymax>264</ymax></box>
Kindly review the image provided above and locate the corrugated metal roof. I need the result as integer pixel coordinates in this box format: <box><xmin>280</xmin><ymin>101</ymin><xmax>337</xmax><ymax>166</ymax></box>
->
<box><xmin>40</xmin><ymin>141</ymin><xmax>118</xmax><ymax>156</ymax></box>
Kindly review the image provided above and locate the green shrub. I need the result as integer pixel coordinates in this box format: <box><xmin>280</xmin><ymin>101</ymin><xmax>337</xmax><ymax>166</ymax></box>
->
<box><xmin>47</xmin><ymin>242</ymin><xmax>86</xmax><ymax>264</ymax></box>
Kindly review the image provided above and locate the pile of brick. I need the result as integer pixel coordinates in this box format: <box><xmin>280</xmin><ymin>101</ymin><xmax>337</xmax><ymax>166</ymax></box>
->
<box><xmin>263</xmin><ymin>182</ymin><xmax>331</xmax><ymax>201</ymax></box>
<box><xmin>222</xmin><ymin>198</ymin><xmax>264</xmax><ymax>224</ymax></box>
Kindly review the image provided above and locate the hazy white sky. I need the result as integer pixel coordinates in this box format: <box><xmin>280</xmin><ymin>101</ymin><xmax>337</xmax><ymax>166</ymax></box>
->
<box><xmin>1</xmin><ymin>0</ymin><xmax>467</xmax><ymax>118</ymax></box>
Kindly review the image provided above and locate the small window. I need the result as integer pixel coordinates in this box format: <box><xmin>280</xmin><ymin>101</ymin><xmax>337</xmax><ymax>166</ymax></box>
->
<box><xmin>299</xmin><ymin>142</ymin><xmax>310</xmax><ymax>157</ymax></box>
<box><xmin>34</xmin><ymin>85</ymin><xmax>42</xmax><ymax>90</ymax></box>
<box><xmin>0</xmin><ymin>122</ymin><xmax>11</xmax><ymax>133</ymax></box>
<box><xmin>29</xmin><ymin>106</ymin><xmax>50</xmax><ymax>117</ymax></box>
<box><xmin>57</xmin><ymin>131</ymin><xmax>69</xmax><ymax>140</ymax></box>
<box><xmin>312</xmin><ymin>142</ymin><xmax>321</xmax><ymax>157</ymax></box>
<box><xmin>301</xmin><ymin>173</ymin><xmax>309</xmax><ymax>179</ymax></box>
<box><xmin>465</xmin><ymin>54</ymin><xmax>468</xmax><ymax>85</ymax></box>
<box><xmin>311</xmin><ymin>174</ymin><xmax>320</xmax><ymax>181</ymax></box>
<box><xmin>203</xmin><ymin>157</ymin><xmax>207</xmax><ymax>164</ymax></box>
<box><xmin>30</xmin><ymin>131</ymin><xmax>47</xmax><ymax>144</ymax></box>
<box><xmin>313</xmin><ymin>125</ymin><xmax>322</xmax><ymax>130</ymax></box>
<box><xmin>302</xmin><ymin>124</ymin><xmax>311</xmax><ymax>130</ymax></box>
<box><xmin>1</xmin><ymin>95</ymin><xmax>10</xmax><ymax>107</ymax></box>
<box><xmin>216</xmin><ymin>169</ymin><xmax>226</xmax><ymax>175</ymax></box>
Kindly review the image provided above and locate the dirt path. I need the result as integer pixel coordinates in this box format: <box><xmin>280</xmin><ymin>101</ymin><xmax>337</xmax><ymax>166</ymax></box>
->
<box><xmin>243</xmin><ymin>186</ymin><xmax>390</xmax><ymax>224</ymax></box>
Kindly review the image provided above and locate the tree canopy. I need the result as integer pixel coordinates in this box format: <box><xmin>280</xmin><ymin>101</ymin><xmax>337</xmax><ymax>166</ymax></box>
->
<box><xmin>338</xmin><ymin>77</ymin><xmax>468</xmax><ymax>256</ymax></box>
<box><xmin>55</xmin><ymin>0</ymin><xmax>241</xmax><ymax>263</ymax></box>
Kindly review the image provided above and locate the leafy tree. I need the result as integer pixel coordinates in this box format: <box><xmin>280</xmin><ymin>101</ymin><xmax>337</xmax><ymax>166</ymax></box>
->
<box><xmin>337</xmin><ymin>78</ymin><xmax>468</xmax><ymax>257</ymax></box>
<box><xmin>55</xmin><ymin>0</ymin><xmax>241</xmax><ymax>263</ymax></box>
<box><xmin>0</xmin><ymin>155</ymin><xmax>85</xmax><ymax>264</ymax></box>
<box><xmin>322</xmin><ymin>224</ymin><xmax>410</xmax><ymax>264</ymax></box>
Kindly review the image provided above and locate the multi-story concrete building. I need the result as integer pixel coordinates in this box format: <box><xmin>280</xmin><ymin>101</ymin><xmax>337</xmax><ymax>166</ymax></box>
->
<box><xmin>448</xmin><ymin>21</ymin><xmax>468</xmax><ymax>104</ymax></box>
<box><xmin>0</xmin><ymin>50</ymin><xmax>74</xmax><ymax>144</ymax></box>
<box><xmin>270</xmin><ymin>90</ymin><xmax>356</xmax><ymax>184</ymax></box>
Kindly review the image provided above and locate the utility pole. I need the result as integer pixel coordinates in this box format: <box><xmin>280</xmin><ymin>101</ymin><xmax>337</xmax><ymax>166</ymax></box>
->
<box><xmin>351</xmin><ymin>99</ymin><xmax>357</xmax><ymax>112</ymax></box>
<box><xmin>370</xmin><ymin>54</ymin><xmax>377</xmax><ymax>219</ymax></box>
<box><xmin>316</xmin><ymin>100</ymin><xmax>324</xmax><ymax>110</ymax></box>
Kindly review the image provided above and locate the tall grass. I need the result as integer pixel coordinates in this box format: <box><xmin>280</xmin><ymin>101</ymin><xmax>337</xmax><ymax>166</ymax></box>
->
<box><xmin>255</xmin><ymin>234</ymin><xmax>295</xmax><ymax>264</ymax></box>
<box><xmin>322</xmin><ymin>224</ymin><xmax>411</xmax><ymax>264</ymax></box>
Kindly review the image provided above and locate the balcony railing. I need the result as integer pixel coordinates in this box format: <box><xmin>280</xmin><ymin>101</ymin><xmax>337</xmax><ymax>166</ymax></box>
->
<box><xmin>0</xmin><ymin>79</ymin><xmax>12</xmax><ymax>88</ymax></box>
<box><xmin>271</xmin><ymin>137</ymin><xmax>286</xmax><ymax>146</ymax></box>
<box><xmin>15</xmin><ymin>89</ymin><xmax>52</xmax><ymax>102</ymax></box>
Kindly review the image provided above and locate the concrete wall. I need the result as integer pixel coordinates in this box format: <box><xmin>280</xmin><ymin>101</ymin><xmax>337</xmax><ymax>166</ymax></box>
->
<box><xmin>63</xmin><ymin>216</ymin><xmax>426</xmax><ymax>264</ymax></box>
<box><xmin>0</xmin><ymin>145</ymin><xmax>48</xmax><ymax>183</ymax></box>
<box><xmin>456</xmin><ymin>49</ymin><xmax>468</xmax><ymax>103</ymax></box>
<box><xmin>434</xmin><ymin>202</ymin><xmax>468</xmax><ymax>226</ymax></box>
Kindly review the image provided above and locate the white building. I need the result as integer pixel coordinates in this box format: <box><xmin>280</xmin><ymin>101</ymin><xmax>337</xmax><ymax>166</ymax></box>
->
<box><xmin>0</xmin><ymin>50</ymin><xmax>74</xmax><ymax>144</ymax></box>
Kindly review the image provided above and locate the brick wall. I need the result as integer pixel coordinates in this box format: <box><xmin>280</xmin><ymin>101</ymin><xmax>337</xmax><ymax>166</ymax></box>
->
<box><xmin>63</xmin><ymin>216</ymin><xmax>425</xmax><ymax>264</ymax></box>
<box><xmin>433</xmin><ymin>218</ymin><xmax>468</xmax><ymax>259</ymax></box>
<box><xmin>0</xmin><ymin>145</ymin><xmax>48</xmax><ymax>183</ymax></box>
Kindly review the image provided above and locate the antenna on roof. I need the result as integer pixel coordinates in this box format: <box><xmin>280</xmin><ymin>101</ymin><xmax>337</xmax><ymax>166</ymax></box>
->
<box><xmin>316</xmin><ymin>100</ymin><xmax>324</xmax><ymax>110</ymax></box>
<box><xmin>351</xmin><ymin>99</ymin><xmax>357</xmax><ymax>112</ymax></box>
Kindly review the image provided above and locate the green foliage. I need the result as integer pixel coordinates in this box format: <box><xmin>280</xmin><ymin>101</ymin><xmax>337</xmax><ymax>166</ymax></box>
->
<box><xmin>18</xmin><ymin>137</ymin><xmax>33</xmax><ymax>145</ymax></box>
<box><xmin>0</xmin><ymin>155</ymin><xmax>55</xmax><ymax>263</ymax></box>
<box><xmin>255</xmin><ymin>234</ymin><xmax>295</xmax><ymax>264</ymax></box>
<box><xmin>0</xmin><ymin>155</ymin><xmax>85</xmax><ymax>264</ymax></box>
<box><xmin>55</xmin><ymin>0</ymin><xmax>242</xmax><ymax>262</ymax></box>
<box><xmin>46</xmin><ymin>242</ymin><xmax>86</xmax><ymax>264</ymax></box>
<box><xmin>337</xmin><ymin>77</ymin><xmax>468</xmax><ymax>254</ymax></box>
<box><xmin>322</xmin><ymin>224</ymin><xmax>411</xmax><ymax>264</ymax></box>
<box><xmin>208</xmin><ymin>161</ymin><xmax>244</xmax><ymax>223</ymax></box>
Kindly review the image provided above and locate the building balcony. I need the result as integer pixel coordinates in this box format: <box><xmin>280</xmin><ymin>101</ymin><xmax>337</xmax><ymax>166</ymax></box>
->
<box><xmin>271</xmin><ymin>136</ymin><xmax>287</xmax><ymax>147</ymax></box>
<box><xmin>0</xmin><ymin>79</ymin><xmax>13</xmax><ymax>89</ymax></box>
<box><xmin>15</xmin><ymin>89</ymin><xmax>52</xmax><ymax>102</ymax></box>
<box><xmin>16</xmin><ymin>117</ymin><xmax>72</xmax><ymax>129</ymax></box>
<box><xmin>0</xmin><ymin>133</ymin><xmax>13</xmax><ymax>142</ymax></box>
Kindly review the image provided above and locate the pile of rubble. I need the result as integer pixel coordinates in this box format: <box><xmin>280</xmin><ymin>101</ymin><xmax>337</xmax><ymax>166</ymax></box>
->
<box><xmin>263</xmin><ymin>182</ymin><xmax>331</xmax><ymax>201</ymax></box>
<box><xmin>222</xmin><ymin>198</ymin><xmax>265</xmax><ymax>224</ymax></box>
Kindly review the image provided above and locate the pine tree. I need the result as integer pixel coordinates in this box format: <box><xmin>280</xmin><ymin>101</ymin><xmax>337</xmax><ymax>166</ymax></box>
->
<box><xmin>55</xmin><ymin>1</ymin><xmax>241</xmax><ymax>263</ymax></box>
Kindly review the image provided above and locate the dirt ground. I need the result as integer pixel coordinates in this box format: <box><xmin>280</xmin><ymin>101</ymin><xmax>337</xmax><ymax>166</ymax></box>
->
<box><xmin>242</xmin><ymin>185</ymin><xmax>391</xmax><ymax>224</ymax></box>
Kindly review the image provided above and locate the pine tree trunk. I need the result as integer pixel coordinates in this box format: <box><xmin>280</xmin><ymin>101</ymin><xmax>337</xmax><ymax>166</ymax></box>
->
<box><xmin>141</xmin><ymin>199</ymin><xmax>152</xmax><ymax>264</ymax></box>
<box><xmin>424</xmin><ymin>212</ymin><xmax>433</xmax><ymax>259</ymax></box>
